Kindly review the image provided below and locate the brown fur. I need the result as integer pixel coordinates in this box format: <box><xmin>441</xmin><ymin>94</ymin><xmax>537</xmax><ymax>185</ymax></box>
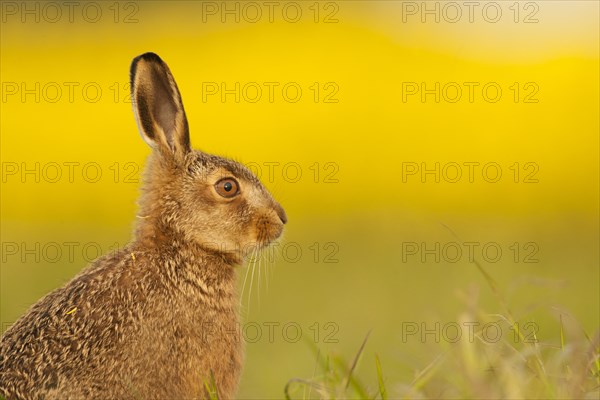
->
<box><xmin>0</xmin><ymin>53</ymin><xmax>286</xmax><ymax>400</ymax></box>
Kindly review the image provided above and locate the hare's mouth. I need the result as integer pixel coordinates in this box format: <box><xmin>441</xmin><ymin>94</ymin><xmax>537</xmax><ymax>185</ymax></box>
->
<box><xmin>255</xmin><ymin>216</ymin><xmax>285</xmax><ymax>247</ymax></box>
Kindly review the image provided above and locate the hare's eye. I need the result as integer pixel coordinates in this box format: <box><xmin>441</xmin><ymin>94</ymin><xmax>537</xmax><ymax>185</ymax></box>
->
<box><xmin>215</xmin><ymin>178</ymin><xmax>240</xmax><ymax>198</ymax></box>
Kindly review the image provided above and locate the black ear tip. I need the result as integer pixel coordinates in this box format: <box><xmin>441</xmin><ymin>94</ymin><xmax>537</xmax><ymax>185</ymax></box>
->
<box><xmin>134</xmin><ymin>52</ymin><xmax>163</xmax><ymax>64</ymax></box>
<box><xmin>131</xmin><ymin>52</ymin><xmax>164</xmax><ymax>72</ymax></box>
<box><xmin>130</xmin><ymin>52</ymin><xmax>166</xmax><ymax>91</ymax></box>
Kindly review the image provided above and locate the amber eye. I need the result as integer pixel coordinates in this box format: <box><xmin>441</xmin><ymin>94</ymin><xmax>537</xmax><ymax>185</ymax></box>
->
<box><xmin>215</xmin><ymin>178</ymin><xmax>240</xmax><ymax>198</ymax></box>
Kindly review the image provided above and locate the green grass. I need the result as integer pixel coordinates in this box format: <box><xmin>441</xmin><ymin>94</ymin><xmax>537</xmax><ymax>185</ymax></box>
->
<box><xmin>283</xmin><ymin>263</ymin><xmax>600</xmax><ymax>400</ymax></box>
<box><xmin>205</xmin><ymin>370</ymin><xmax>220</xmax><ymax>400</ymax></box>
<box><xmin>1</xmin><ymin>224</ymin><xmax>597</xmax><ymax>399</ymax></box>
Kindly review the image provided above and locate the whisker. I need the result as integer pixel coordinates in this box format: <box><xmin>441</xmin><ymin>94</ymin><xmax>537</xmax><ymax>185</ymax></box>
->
<box><xmin>267</xmin><ymin>241</ymin><xmax>278</xmax><ymax>292</ymax></box>
<box><xmin>268</xmin><ymin>240</ymin><xmax>278</xmax><ymax>292</ymax></box>
<box><xmin>265</xmin><ymin>247</ymin><xmax>270</xmax><ymax>293</ymax></box>
<box><xmin>256</xmin><ymin>247</ymin><xmax>262</xmax><ymax>310</ymax></box>
<box><xmin>241</xmin><ymin>251</ymin><xmax>252</xmax><ymax>309</ymax></box>
<box><xmin>248</xmin><ymin>247</ymin><xmax>257</xmax><ymax>315</ymax></box>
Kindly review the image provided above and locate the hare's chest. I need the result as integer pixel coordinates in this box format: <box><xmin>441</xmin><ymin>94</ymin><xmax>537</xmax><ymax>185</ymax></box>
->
<box><xmin>172</xmin><ymin>306</ymin><xmax>243</xmax><ymax>397</ymax></box>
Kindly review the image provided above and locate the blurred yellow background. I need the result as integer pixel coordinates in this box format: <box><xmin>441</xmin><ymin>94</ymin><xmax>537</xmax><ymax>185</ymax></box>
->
<box><xmin>1</xmin><ymin>1</ymin><xmax>598</xmax><ymax>398</ymax></box>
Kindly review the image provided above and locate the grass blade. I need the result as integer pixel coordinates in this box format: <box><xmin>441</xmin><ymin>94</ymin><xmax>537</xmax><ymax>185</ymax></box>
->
<box><xmin>375</xmin><ymin>353</ymin><xmax>387</xmax><ymax>400</ymax></box>
<box><xmin>344</xmin><ymin>331</ymin><xmax>371</xmax><ymax>390</ymax></box>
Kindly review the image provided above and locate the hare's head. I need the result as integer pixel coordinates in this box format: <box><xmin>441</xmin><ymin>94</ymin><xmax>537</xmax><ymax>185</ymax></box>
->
<box><xmin>130</xmin><ymin>52</ymin><xmax>286</xmax><ymax>263</ymax></box>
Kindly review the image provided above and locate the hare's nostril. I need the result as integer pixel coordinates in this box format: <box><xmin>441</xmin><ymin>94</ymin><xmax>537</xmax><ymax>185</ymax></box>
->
<box><xmin>277</xmin><ymin>208</ymin><xmax>288</xmax><ymax>225</ymax></box>
<box><xmin>271</xmin><ymin>201</ymin><xmax>287</xmax><ymax>225</ymax></box>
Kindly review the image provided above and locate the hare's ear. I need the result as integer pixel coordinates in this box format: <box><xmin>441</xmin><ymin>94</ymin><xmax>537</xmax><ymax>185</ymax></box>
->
<box><xmin>130</xmin><ymin>52</ymin><xmax>190</xmax><ymax>159</ymax></box>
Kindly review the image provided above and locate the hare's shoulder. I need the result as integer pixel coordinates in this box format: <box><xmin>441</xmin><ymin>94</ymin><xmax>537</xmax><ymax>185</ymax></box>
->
<box><xmin>1</xmin><ymin>246</ymin><xmax>161</xmax><ymax>352</ymax></box>
<box><xmin>0</xmin><ymin>247</ymin><xmax>170</xmax><ymax>398</ymax></box>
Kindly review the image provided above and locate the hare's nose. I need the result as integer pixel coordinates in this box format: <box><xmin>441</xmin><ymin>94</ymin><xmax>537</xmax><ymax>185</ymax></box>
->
<box><xmin>279</xmin><ymin>210</ymin><xmax>288</xmax><ymax>225</ymax></box>
<box><xmin>275</xmin><ymin>204</ymin><xmax>287</xmax><ymax>224</ymax></box>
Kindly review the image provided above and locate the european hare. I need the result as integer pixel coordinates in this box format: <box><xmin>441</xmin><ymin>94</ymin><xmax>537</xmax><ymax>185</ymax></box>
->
<box><xmin>0</xmin><ymin>52</ymin><xmax>287</xmax><ymax>399</ymax></box>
